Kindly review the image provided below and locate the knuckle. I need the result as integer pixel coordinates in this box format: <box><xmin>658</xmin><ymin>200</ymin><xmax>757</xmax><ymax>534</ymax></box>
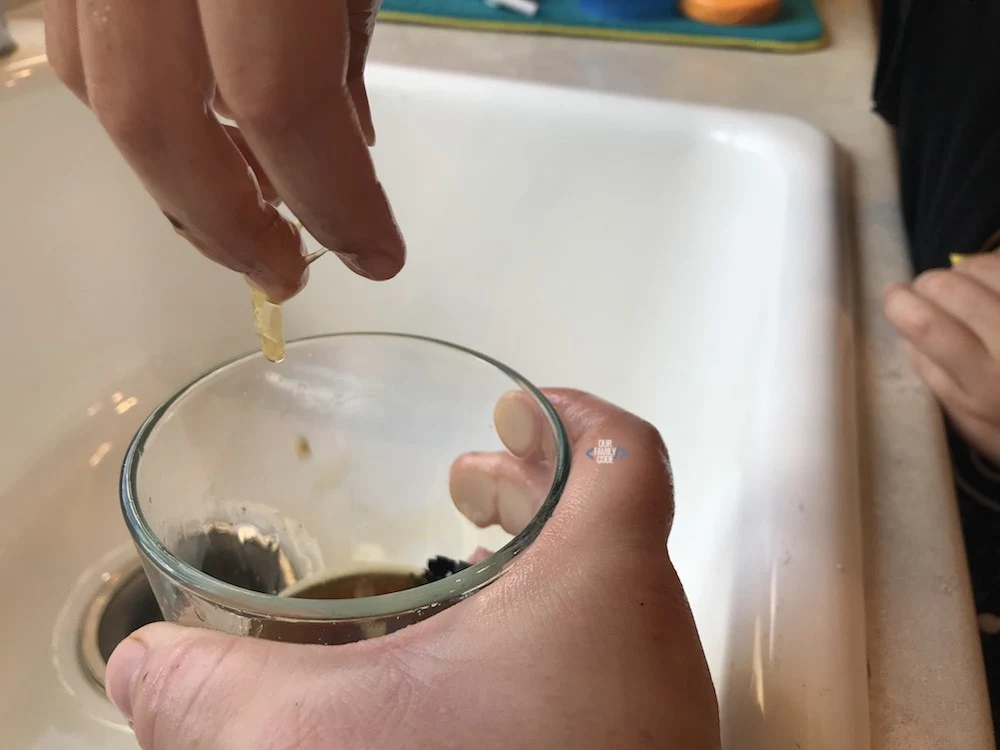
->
<box><xmin>631</xmin><ymin>417</ymin><xmax>668</xmax><ymax>455</ymax></box>
<box><xmin>222</xmin><ymin>76</ymin><xmax>328</xmax><ymax>138</ymax></box>
<box><xmin>551</xmin><ymin>387</ymin><xmax>606</xmax><ymax>415</ymax></box>
<box><xmin>913</xmin><ymin>268</ymin><xmax>958</xmax><ymax>301</ymax></box>
<box><xmin>961</xmin><ymin>254</ymin><xmax>1000</xmax><ymax>282</ymax></box>
<box><xmin>550</xmin><ymin>388</ymin><xmax>624</xmax><ymax>429</ymax></box>
<box><xmin>609</xmin><ymin>413</ymin><xmax>669</xmax><ymax>460</ymax></box>
<box><xmin>624</xmin><ymin>416</ymin><xmax>673</xmax><ymax>485</ymax></box>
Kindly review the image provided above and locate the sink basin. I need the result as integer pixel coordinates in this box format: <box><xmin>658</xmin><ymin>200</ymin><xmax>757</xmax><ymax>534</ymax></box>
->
<box><xmin>0</xmin><ymin>10</ymin><xmax>865</xmax><ymax>750</ymax></box>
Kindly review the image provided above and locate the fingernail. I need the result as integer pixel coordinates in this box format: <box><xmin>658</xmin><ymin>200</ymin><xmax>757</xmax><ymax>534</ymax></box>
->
<box><xmin>337</xmin><ymin>251</ymin><xmax>402</xmax><ymax>281</ymax></box>
<box><xmin>163</xmin><ymin>212</ymin><xmax>184</xmax><ymax>231</ymax></box>
<box><xmin>361</xmin><ymin>251</ymin><xmax>404</xmax><ymax>281</ymax></box>
<box><xmin>495</xmin><ymin>394</ymin><xmax>538</xmax><ymax>457</ymax></box>
<box><xmin>106</xmin><ymin>635</ymin><xmax>148</xmax><ymax>720</ymax></box>
<box><xmin>451</xmin><ymin>469</ymin><xmax>498</xmax><ymax>527</ymax></box>
<box><xmin>335</xmin><ymin>252</ymin><xmax>370</xmax><ymax>278</ymax></box>
<box><xmin>304</xmin><ymin>248</ymin><xmax>328</xmax><ymax>265</ymax></box>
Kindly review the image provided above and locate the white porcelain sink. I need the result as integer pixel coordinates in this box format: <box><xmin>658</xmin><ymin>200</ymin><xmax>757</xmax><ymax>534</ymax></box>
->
<box><xmin>0</xmin><ymin>10</ymin><xmax>865</xmax><ymax>750</ymax></box>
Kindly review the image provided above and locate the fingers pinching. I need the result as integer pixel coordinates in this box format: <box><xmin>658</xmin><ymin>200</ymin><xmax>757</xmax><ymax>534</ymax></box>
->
<box><xmin>76</xmin><ymin>0</ymin><xmax>309</xmax><ymax>302</ymax></box>
<box><xmin>198</xmin><ymin>0</ymin><xmax>406</xmax><ymax>282</ymax></box>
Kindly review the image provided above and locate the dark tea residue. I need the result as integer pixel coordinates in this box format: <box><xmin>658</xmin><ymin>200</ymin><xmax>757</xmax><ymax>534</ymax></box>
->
<box><xmin>285</xmin><ymin>555</ymin><xmax>472</xmax><ymax>601</ymax></box>
<box><xmin>290</xmin><ymin>570</ymin><xmax>423</xmax><ymax>599</ymax></box>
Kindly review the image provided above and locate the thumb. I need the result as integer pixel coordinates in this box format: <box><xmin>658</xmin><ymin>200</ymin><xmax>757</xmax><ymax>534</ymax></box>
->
<box><xmin>105</xmin><ymin>622</ymin><xmax>349</xmax><ymax>750</ymax></box>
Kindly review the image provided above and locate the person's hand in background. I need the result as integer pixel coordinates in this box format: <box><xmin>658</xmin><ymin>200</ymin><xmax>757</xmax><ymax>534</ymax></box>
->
<box><xmin>44</xmin><ymin>0</ymin><xmax>405</xmax><ymax>302</ymax></box>
<box><xmin>883</xmin><ymin>251</ymin><xmax>1000</xmax><ymax>463</ymax></box>
<box><xmin>104</xmin><ymin>389</ymin><xmax>720</xmax><ymax>750</ymax></box>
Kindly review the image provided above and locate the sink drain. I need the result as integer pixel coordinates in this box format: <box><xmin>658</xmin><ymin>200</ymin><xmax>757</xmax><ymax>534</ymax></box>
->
<box><xmin>77</xmin><ymin>522</ymin><xmax>299</xmax><ymax>691</ymax></box>
<box><xmin>78</xmin><ymin>558</ymin><xmax>162</xmax><ymax>691</ymax></box>
<box><xmin>79</xmin><ymin>560</ymin><xmax>163</xmax><ymax>690</ymax></box>
<box><xmin>75</xmin><ymin>524</ymin><xmax>474</xmax><ymax>693</ymax></box>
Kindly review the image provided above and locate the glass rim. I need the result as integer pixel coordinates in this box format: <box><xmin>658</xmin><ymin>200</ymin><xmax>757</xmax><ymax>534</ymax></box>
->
<box><xmin>120</xmin><ymin>331</ymin><xmax>571</xmax><ymax>622</ymax></box>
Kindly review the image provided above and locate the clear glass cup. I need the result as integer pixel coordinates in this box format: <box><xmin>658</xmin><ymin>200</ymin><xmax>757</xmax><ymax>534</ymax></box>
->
<box><xmin>121</xmin><ymin>333</ymin><xmax>570</xmax><ymax>644</ymax></box>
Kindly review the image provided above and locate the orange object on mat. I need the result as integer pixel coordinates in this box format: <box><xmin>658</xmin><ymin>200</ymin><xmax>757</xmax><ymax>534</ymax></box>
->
<box><xmin>680</xmin><ymin>0</ymin><xmax>781</xmax><ymax>25</ymax></box>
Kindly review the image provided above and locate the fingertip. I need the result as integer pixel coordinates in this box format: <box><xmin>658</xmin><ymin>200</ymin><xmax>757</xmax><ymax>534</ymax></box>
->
<box><xmin>449</xmin><ymin>453</ymin><xmax>549</xmax><ymax>535</ymax></box>
<box><xmin>882</xmin><ymin>280</ymin><xmax>903</xmax><ymax>294</ymax></box>
<box><xmin>450</xmin><ymin>461</ymin><xmax>499</xmax><ymax>527</ymax></box>
<box><xmin>246</xmin><ymin>210</ymin><xmax>312</xmax><ymax>301</ymax></box>
<box><xmin>105</xmin><ymin>622</ymin><xmax>185</xmax><ymax>720</ymax></box>
<box><xmin>882</xmin><ymin>282</ymin><xmax>920</xmax><ymax>326</ymax></box>
<box><xmin>248</xmin><ymin>263</ymin><xmax>309</xmax><ymax>303</ymax></box>
<box><xmin>881</xmin><ymin>281</ymin><xmax>909</xmax><ymax>305</ymax></box>
<box><xmin>468</xmin><ymin>547</ymin><xmax>494</xmax><ymax>564</ymax></box>
<box><xmin>342</xmin><ymin>249</ymin><xmax>404</xmax><ymax>281</ymax></box>
<box><xmin>366</xmin><ymin>250</ymin><xmax>405</xmax><ymax>280</ymax></box>
<box><xmin>494</xmin><ymin>392</ymin><xmax>541</xmax><ymax>458</ymax></box>
<box><xmin>105</xmin><ymin>636</ymin><xmax>146</xmax><ymax>720</ymax></box>
<box><xmin>331</xmin><ymin>208</ymin><xmax>405</xmax><ymax>281</ymax></box>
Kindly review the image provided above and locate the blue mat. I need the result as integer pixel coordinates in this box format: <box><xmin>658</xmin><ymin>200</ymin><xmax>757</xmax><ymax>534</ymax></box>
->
<box><xmin>379</xmin><ymin>0</ymin><xmax>826</xmax><ymax>53</ymax></box>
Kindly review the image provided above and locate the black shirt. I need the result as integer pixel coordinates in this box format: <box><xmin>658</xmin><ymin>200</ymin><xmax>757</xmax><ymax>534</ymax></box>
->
<box><xmin>873</xmin><ymin>0</ymin><xmax>1000</xmax><ymax>732</ymax></box>
<box><xmin>873</xmin><ymin>0</ymin><xmax>1000</xmax><ymax>272</ymax></box>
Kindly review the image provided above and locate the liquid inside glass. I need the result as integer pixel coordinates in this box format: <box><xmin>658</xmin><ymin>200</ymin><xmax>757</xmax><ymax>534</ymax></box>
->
<box><xmin>281</xmin><ymin>567</ymin><xmax>425</xmax><ymax>600</ymax></box>
<box><xmin>172</xmin><ymin>522</ymin><xmax>474</xmax><ymax>603</ymax></box>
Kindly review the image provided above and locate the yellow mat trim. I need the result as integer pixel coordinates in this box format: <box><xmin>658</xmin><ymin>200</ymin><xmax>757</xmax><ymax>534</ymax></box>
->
<box><xmin>379</xmin><ymin>11</ymin><xmax>828</xmax><ymax>53</ymax></box>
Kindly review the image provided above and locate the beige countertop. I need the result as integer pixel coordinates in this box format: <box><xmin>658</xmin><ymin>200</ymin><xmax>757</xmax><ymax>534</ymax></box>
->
<box><xmin>366</xmin><ymin>2</ymin><xmax>993</xmax><ymax>749</ymax></box>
